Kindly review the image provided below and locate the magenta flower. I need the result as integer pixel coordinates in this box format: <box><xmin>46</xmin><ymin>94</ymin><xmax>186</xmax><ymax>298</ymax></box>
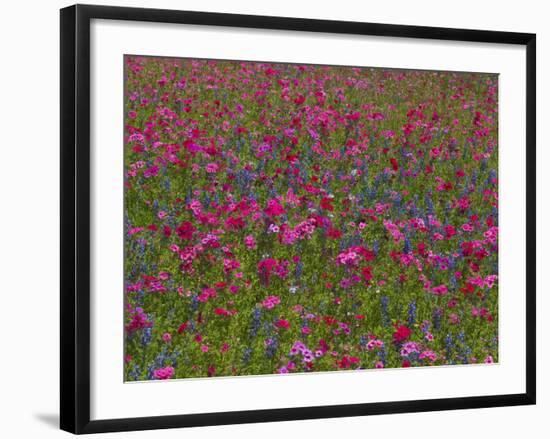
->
<box><xmin>261</xmin><ymin>295</ymin><xmax>281</xmax><ymax>309</ymax></box>
<box><xmin>153</xmin><ymin>366</ymin><xmax>174</xmax><ymax>380</ymax></box>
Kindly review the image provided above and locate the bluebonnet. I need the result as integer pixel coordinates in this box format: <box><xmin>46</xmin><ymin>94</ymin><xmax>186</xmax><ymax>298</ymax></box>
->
<box><xmin>265</xmin><ymin>336</ymin><xmax>279</xmax><ymax>359</ymax></box>
<box><xmin>295</xmin><ymin>261</ymin><xmax>304</xmax><ymax>280</ymax></box>
<box><xmin>487</xmin><ymin>169</ymin><xmax>497</xmax><ymax>186</ymax></box>
<box><xmin>377</xmin><ymin>345</ymin><xmax>387</xmax><ymax>366</ymax></box>
<box><xmin>432</xmin><ymin>307</ymin><xmax>442</xmax><ymax>331</ymax></box>
<box><xmin>188</xmin><ymin>295</ymin><xmax>199</xmax><ymax>313</ymax></box>
<box><xmin>444</xmin><ymin>334</ymin><xmax>455</xmax><ymax>363</ymax></box>
<box><xmin>249</xmin><ymin>307</ymin><xmax>262</xmax><ymax>338</ymax></box>
<box><xmin>141</xmin><ymin>326</ymin><xmax>152</xmax><ymax>346</ymax></box>
<box><xmin>457</xmin><ymin>331</ymin><xmax>472</xmax><ymax>364</ymax></box>
<box><xmin>425</xmin><ymin>192</ymin><xmax>434</xmax><ymax>216</ymax></box>
<box><xmin>242</xmin><ymin>347</ymin><xmax>253</xmax><ymax>365</ymax></box>
<box><xmin>393</xmin><ymin>193</ymin><xmax>402</xmax><ymax>212</ymax></box>
<box><xmin>381</xmin><ymin>296</ymin><xmax>390</xmax><ymax>327</ymax></box>
<box><xmin>407</xmin><ymin>300</ymin><xmax>417</xmax><ymax>326</ymax></box>
<box><xmin>373</xmin><ymin>240</ymin><xmax>380</xmax><ymax>256</ymax></box>
<box><xmin>128</xmin><ymin>364</ymin><xmax>141</xmax><ymax>381</ymax></box>
<box><xmin>481</xmin><ymin>158</ymin><xmax>488</xmax><ymax>172</ymax></box>
<box><xmin>403</xmin><ymin>236</ymin><xmax>412</xmax><ymax>254</ymax></box>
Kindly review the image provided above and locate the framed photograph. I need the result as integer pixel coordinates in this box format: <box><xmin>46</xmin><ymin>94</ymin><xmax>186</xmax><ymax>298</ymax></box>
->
<box><xmin>60</xmin><ymin>4</ymin><xmax>536</xmax><ymax>434</ymax></box>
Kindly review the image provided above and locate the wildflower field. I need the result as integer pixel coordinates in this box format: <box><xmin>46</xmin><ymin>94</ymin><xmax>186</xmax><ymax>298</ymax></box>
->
<box><xmin>124</xmin><ymin>56</ymin><xmax>498</xmax><ymax>381</ymax></box>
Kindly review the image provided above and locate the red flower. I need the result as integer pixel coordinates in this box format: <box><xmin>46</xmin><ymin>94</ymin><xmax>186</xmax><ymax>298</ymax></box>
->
<box><xmin>275</xmin><ymin>319</ymin><xmax>290</xmax><ymax>329</ymax></box>
<box><xmin>337</xmin><ymin>356</ymin><xmax>360</xmax><ymax>369</ymax></box>
<box><xmin>207</xmin><ymin>364</ymin><xmax>216</xmax><ymax>377</ymax></box>
<box><xmin>444</xmin><ymin>225</ymin><xmax>457</xmax><ymax>239</ymax></box>
<box><xmin>225</xmin><ymin>216</ymin><xmax>246</xmax><ymax>230</ymax></box>
<box><xmin>320</xmin><ymin>197</ymin><xmax>334</xmax><ymax>211</ymax></box>
<box><xmin>390</xmin><ymin>157</ymin><xmax>399</xmax><ymax>171</ymax></box>
<box><xmin>392</xmin><ymin>325</ymin><xmax>412</xmax><ymax>343</ymax></box>
<box><xmin>177</xmin><ymin>321</ymin><xmax>189</xmax><ymax>334</ymax></box>
<box><xmin>361</xmin><ymin>266</ymin><xmax>373</xmax><ymax>284</ymax></box>
<box><xmin>264</xmin><ymin>198</ymin><xmax>285</xmax><ymax>217</ymax></box>
<box><xmin>257</xmin><ymin>258</ymin><xmax>278</xmax><ymax>286</ymax></box>
<box><xmin>175</xmin><ymin>221</ymin><xmax>195</xmax><ymax>240</ymax></box>
<box><xmin>293</xmin><ymin>94</ymin><xmax>306</xmax><ymax>105</ymax></box>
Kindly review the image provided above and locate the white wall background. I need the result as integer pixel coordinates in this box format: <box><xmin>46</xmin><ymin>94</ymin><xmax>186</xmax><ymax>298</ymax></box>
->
<box><xmin>0</xmin><ymin>0</ymin><xmax>546</xmax><ymax>437</ymax></box>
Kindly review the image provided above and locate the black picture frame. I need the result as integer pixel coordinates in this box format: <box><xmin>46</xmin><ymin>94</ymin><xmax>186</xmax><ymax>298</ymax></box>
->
<box><xmin>60</xmin><ymin>4</ymin><xmax>536</xmax><ymax>434</ymax></box>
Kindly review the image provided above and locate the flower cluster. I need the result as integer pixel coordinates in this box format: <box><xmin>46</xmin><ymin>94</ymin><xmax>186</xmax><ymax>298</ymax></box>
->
<box><xmin>124</xmin><ymin>56</ymin><xmax>499</xmax><ymax>380</ymax></box>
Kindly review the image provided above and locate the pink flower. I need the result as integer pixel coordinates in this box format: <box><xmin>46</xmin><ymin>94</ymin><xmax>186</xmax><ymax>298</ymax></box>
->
<box><xmin>275</xmin><ymin>319</ymin><xmax>290</xmax><ymax>329</ymax></box>
<box><xmin>449</xmin><ymin>313</ymin><xmax>460</xmax><ymax>325</ymax></box>
<box><xmin>462</xmin><ymin>223</ymin><xmax>474</xmax><ymax>232</ymax></box>
<box><xmin>366</xmin><ymin>339</ymin><xmax>384</xmax><ymax>351</ymax></box>
<box><xmin>128</xmin><ymin>227</ymin><xmax>144</xmax><ymax>236</ymax></box>
<box><xmin>264</xmin><ymin>198</ymin><xmax>285</xmax><ymax>217</ymax></box>
<box><xmin>261</xmin><ymin>295</ymin><xmax>281</xmax><ymax>309</ymax></box>
<box><xmin>198</xmin><ymin>287</ymin><xmax>217</xmax><ymax>303</ymax></box>
<box><xmin>485</xmin><ymin>274</ymin><xmax>498</xmax><ymax>289</ymax></box>
<box><xmin>205</xmin><ymin>162</ymin><xmax>219</xmax><ymax>173</ymax></box>
<box><xmin>152</xmin><ymin>366</ymin><xmax>174</xmax><ymax>380</ymax></box>
<box><xmin>200</xmin><ymin>344</ymin><xmax>209</xmax><ymax>353</ymax></box>
<box><xmin>419</xmin><ymin>350</ymin><xmax>438</xmax><ymax>362</ymax></box>
<box><xmin>431</xmin><ymin>284</ymin><xmax>448</xmax><ymax>296</ymax></box>
<box><xmin>144</xmin><ymin>165</ymin><xmax>159</xmax><ymax>178</ymax></box>
<box><xmin>162</xmin><ymin>332</ymin><xmax>172</xmax><ymax>343</ymax></box>
<box><xmin>244</xmin><ymin>235</ymin><xmax>257</xmax><ymax>249</ymax></box>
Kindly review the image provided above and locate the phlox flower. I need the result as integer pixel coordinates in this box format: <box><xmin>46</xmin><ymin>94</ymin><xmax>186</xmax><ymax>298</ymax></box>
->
<box><xmin>400</xmin><ymin>342</ymin><xmax>420</xmax><ymax>357</ymax></box>
<box><xmin>205</xmin><ymin>162</ymin><xmax>219</xmax><ymax>173</ymax></box>
<box><xmin>153</xmin><ymin>366</ymin><xmax>174</xmax><ymax>380</ymax></box>
<box><xmin>431</xmin><ymin>284</ymin><xmax>448</xmax><ymax>296</ymax></box>
<box><xmin>419</xmin><ymin>350</ymin><xmax>438</xmax><ymax>362</ymax></box>
<box><xmin>244</xmin><ymin>235</ymin><xmax>256</xmax><ymax>249</ymax></box>
<box><xmin>366</xmin><ymin>339</ymin><xmax>384</xmax><ymax>351</ymax></box>
<box><xmin>261</xmin><ymin>295</ymin><xmax>281</xmax><ymax>309</ymax></box>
